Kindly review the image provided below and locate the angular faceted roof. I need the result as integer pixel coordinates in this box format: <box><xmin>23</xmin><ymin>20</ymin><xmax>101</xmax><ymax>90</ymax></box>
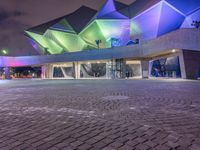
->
<box><xmin>130</xmin><ymin>0</ymin><xmax>185</xmax><ymax>40</ymax></box>
<box><xmin>181</xmin><ymin>8</ymin><xmax>200</xmax><ymax>28</ymax></box>
<box><xmin>26</xmin><ymin>0</ymin><xmax>132</xmax><ymax>36</ymax></box>
<box><xmin>96</xmin><ymin>0</ymin><xmax>129</xmax><ymax>19</ymax></box>
<box><xmin>166</xmin><ymin>0</ymin><xmax>200</xmax><ymax>15</ymax></box>
<box><xmin>25</xmin><ymin>0</ymin><xmax>200</xmax><ymax>55</ymax></box>
<box><xmin>27</xmin><ymin>6</ymin><xmax>97</xmax><ymax>34</ymax></box>
<box><xmin>27</xmin><ymin>17</ymin><xmax>63</xmax><ymax>35</ymax></box>
<box><xmin>128</xmin><ymin>0</ymin><xmax>161</xmax><ymax>18</ymax></box>
<box><xmin>115</xmin><ymin>1</ymin><xmax>128</xmax><ymax>10</ymax></box>
<box><xmin>27</xmin><ymin>0</ymin><xmax>200</xmax><ymax>35</ymax></box>
<box><xmin>65</xmin><ymin>6</ymin><xmax>97</xmax><ymax>33</ymax></box>
<box><xmin>50</xmin><ymin>19</ymin><xmax>76</xmax><ymax>34</ymax></box>
<box><xmin>128</xmin><ymin>0</ymin><xmax>200</xmax><ymax>19</ymax></box>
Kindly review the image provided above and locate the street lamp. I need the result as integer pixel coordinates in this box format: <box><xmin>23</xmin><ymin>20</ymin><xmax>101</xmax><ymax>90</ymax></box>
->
<box><xmin>1</xmin><ymin>49</ymin><xmax>8</xmax><ymax>55</ymax></box>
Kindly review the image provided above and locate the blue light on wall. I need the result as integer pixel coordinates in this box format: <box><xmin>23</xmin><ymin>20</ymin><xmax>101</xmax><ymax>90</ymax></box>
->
<box><xmin>166</xmin><ymin>0</ymin><xmax>200</xmax><ymax>15</ymax></box>
<box><xmin>157</xmin><ymin>2</ymin><xmax>185</xmax><ymax>36</ymax></box>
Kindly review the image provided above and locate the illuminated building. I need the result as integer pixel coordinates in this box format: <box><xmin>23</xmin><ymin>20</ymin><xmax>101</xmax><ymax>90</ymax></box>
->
<box><xmin>1</xmin><ymin>0</ymin><xmax>200</xmax><ymax>80</ymax></box>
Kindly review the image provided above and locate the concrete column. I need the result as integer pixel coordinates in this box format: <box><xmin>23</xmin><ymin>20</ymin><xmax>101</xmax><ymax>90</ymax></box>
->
<box><xmin>41</xmin><ymin>65</ymin><xmax>46</xmax><ymax>79</ymax></box>
<box><xmin>74</xmin><ymin>62</ymin><xmax>80</xmax><ymax>79</ymax></box>
<box><xmin>179</xmin><ymin>51</ymin><xmax>187</xmax><ymax>79</ymax></box>
<box><xmin>141</xmin><ymin>60</ymin><xmax>149</xmax><ymax>78</ymax></box>
<box><xmin>48</xmin><ymin>64</ymin><xmax>54</xmax><ymax>79</ymax></box>
<box><xmin>106</xmin><ymin>60</ymin><xmax>112</xmax><ymax>79</ymax></box>
<box><xmin>42</xmin><ymin>64</ymin><xmax>53</xmax><ymax>79</ymax></box>
<box><xmin>111</xmin><ymin>59</ymin><xmax>116</xmax><ymax>79</ymax></box>
<box><xmin>181</xmin><ymin>50</ymin><xmax>200</xmax><ymax>80</ymax></box>
<box><xmin>121</xmin><ymin>59</ymin><xmax>127</xmax><ymax>79</ymax></box>
<box><xmin>4</xmin><ymin>67</ymin><xmax>11</xmax><ymax>80</ymax></box>
<box><xmin>148</xmin><ymin>60</ymin><xmax>153</xmax><ymax>78</ymax></box>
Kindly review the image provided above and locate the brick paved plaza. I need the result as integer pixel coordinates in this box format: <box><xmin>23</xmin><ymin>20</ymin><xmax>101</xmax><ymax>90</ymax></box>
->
<box><xmin>0</xmin><ymin>79</ymin><xmax>200</xmax><ymax>150</ymax></box>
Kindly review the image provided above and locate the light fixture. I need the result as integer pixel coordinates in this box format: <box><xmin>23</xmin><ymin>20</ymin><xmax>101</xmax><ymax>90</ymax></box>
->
<box><xmin>172</xmin><ymin>49</ymin><xmax>176</xmax><ymax>53</ymax></box>
<box><xmin>2</xmin><ymin>49</ymin><xmax>7</xmax><ymax>55</ymax></box>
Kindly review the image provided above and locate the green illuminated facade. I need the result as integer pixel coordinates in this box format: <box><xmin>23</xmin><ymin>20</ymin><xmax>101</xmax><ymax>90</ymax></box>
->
<box><xmin>25</xmin><ymin>0</ymin><xmax>131</xmax><ymax>54</ymax></box>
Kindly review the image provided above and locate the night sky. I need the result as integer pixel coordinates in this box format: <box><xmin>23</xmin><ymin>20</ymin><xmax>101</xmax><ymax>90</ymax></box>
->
<box><xmin>0</xmin><ymin>0</ymin><xmax>135</xmax><ymax>56</ymax></box>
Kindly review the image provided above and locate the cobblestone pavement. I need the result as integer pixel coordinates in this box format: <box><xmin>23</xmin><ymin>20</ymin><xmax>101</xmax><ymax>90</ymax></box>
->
<box><xmin>0</xmin><ymin>79</ymin><xmax>200</xmax><ymax>150</ymax></box>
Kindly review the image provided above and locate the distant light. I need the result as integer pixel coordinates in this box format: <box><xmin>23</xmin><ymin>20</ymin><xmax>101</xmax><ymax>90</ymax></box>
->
<box><xmin>172</xmin><ymin>49</ymin><xmax>176</xmax><ymax>53</ymax></box>
<box><xmin>97</xmin><ymin>61</ymin><xmax>100</xmax><ymax>64</ymax></box>
<box><xmin>2</xmin><ymin>49</ymin><xmax>7</xmax><ymax>55</ymax></box>
<box><xmin>87</xmin><ymin>62</ymin><xmax>91</xmax><ymax>65</ymax></box>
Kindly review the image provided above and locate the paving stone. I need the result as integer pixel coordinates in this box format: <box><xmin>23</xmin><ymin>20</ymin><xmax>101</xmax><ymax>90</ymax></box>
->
<box><xmin>102</xmin><ymin>146</ymin><xmax>116</xmax><ymax>150</ymax></box>
<box><xmin>109</xmin><ymin>141</ymin><xmax>124</xmax><ymax>148</ymax></box>
<box><xmin>61</xmin><ymin>146</ymin><xmax>76</xmax><ymax>150</ymax></box>
<box><xmin>135</xmin><ymin>144</ymin><xmax>151</xmax><ymax>150</ymax></box>
<box><xmin>55</xmin><ymin>142</ymin><xmax>69</xmax><ymax>148</ymax></box>
<box><xmin>31</xmin><ymin>140</ymin><xmax>46</xmax><ymax>147</ymax></box>
<box><xmin>154</xmin><ymin>145</ymin><xmax>171</xmax><ymax>150</ymax></box>
<box><xmin>70</xmin><ymin>141</ymin><xmax>83</xmax><ymax>147</ymax></box>
<box><xmin>77</xmin><ymin>143</ymin><xmax>92</xmax><ymax>150</ymax></box>
<box><xmin>47</xmin><ymin>147</ymin><xmax>59</xmax><ymax>150</ymax></box>
<box><xmin>118</xmin><ymin>144</ymin><xmax>134</xmax><ymax>150</ymax></box>
<box><xmin>92</xmin><ymin>141</ymin><xmax>109</xmax><ymax>149</ymax></box>
<box><xmin>144</xmin><ymin>140</ymin><xmax>159</xmax><ymax>148</ymax></box>
<box><xmin>37</xmin><ymin>143</ymin><xmax>56</xmax><ymax>150</ymax></box>
<box><xmin>164</xmin><ymin>141</ymin><xmax>180</xmax><ymax>148</ymax></box>
<box><xmin>126</xmin><ymin>140</ymin><xmax>140</xmax><ymax>147</ymax></box>
<box><xmin>101</xmin><ymin>138</ymin><xmax>114</xmax><ymax>145</ymax></box>
<box><xmin>189</xmin><ymin>144</ymin><xmax>200</xmax><ymax>150</ymax></box>
<box><xmin>85</xmin><ymin>138</ymin><xmax>99</xmax><ymax>145</ymax></box>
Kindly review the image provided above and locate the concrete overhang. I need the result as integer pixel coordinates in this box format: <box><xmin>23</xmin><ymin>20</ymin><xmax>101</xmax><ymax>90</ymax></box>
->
<box><xmin>0</xmin><ymin>28</ymin><xmax>200</xmax><ymax>67</ymax></box>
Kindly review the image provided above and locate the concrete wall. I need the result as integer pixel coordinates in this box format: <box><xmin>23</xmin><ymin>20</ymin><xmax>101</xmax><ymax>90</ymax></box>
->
<box><xmin>182</xmin><ymin>50</ymin><xmax>200</xmax><ymax>80</ymax></box>
<box><xmin>141</xmin><ymin>61</ymin><xmax>149</xmax><ymax>78</ymax></box>
<box><xmin>142</xmin><ymin>28</ymin><xmax>200</xmax><ymax>57</ymax></box>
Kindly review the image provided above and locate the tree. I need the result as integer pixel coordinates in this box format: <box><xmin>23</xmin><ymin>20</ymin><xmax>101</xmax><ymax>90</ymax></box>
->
<box><xmin>95</xmin><ymin>40</ymin><xmax>102</xmax><ymax>49</ymax></box>
<box><xmin>191</xmin><ymin>21</ymin><xmax>200</xmax><ymax>29</ymax></box>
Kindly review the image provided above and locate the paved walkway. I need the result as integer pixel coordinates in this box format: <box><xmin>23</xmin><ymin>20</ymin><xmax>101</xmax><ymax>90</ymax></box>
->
<box><xmin>0</xmin><ymin>79</ymin><xmax>199</xmax><ymax>150</ymax></box>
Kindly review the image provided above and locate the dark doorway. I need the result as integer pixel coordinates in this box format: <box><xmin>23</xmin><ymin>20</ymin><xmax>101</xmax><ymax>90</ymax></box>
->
<box><xmin>13</xmin><ymin>67</ymin><xmax>41</xmax><ymax>78</ymax></box>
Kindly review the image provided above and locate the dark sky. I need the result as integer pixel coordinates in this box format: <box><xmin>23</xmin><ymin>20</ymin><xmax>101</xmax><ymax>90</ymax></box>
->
<box><xmin>0</xmin><ymin>0</ymin><xmax>135</xmax><ymax>56</ymax></box>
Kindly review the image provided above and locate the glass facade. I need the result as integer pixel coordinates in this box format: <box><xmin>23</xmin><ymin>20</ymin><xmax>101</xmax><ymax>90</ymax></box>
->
<box><xmin>80</xmin><ymin>63</ymin><xmax>107</xmax><ymax>78</ymax></box>
<box><xmin>149</xmin><ymin>56</ymin><xmax>182</xmax><ymax>78</ymax></box>
<box><xmin>53</xmin><ymin>63</ymin><xmax>74</xmax><ymax>79</ymax></box>
<box><xmin>48</xmin><ymin>60</ymin><xmax>142</xmax><ymax>79</ymax></box>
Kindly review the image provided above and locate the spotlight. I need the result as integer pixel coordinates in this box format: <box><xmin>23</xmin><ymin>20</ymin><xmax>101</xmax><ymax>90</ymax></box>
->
<box><xmin>172</xmin><ymin>49</ymin><xmax>176</xmax><ymax>53</ymax></box>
